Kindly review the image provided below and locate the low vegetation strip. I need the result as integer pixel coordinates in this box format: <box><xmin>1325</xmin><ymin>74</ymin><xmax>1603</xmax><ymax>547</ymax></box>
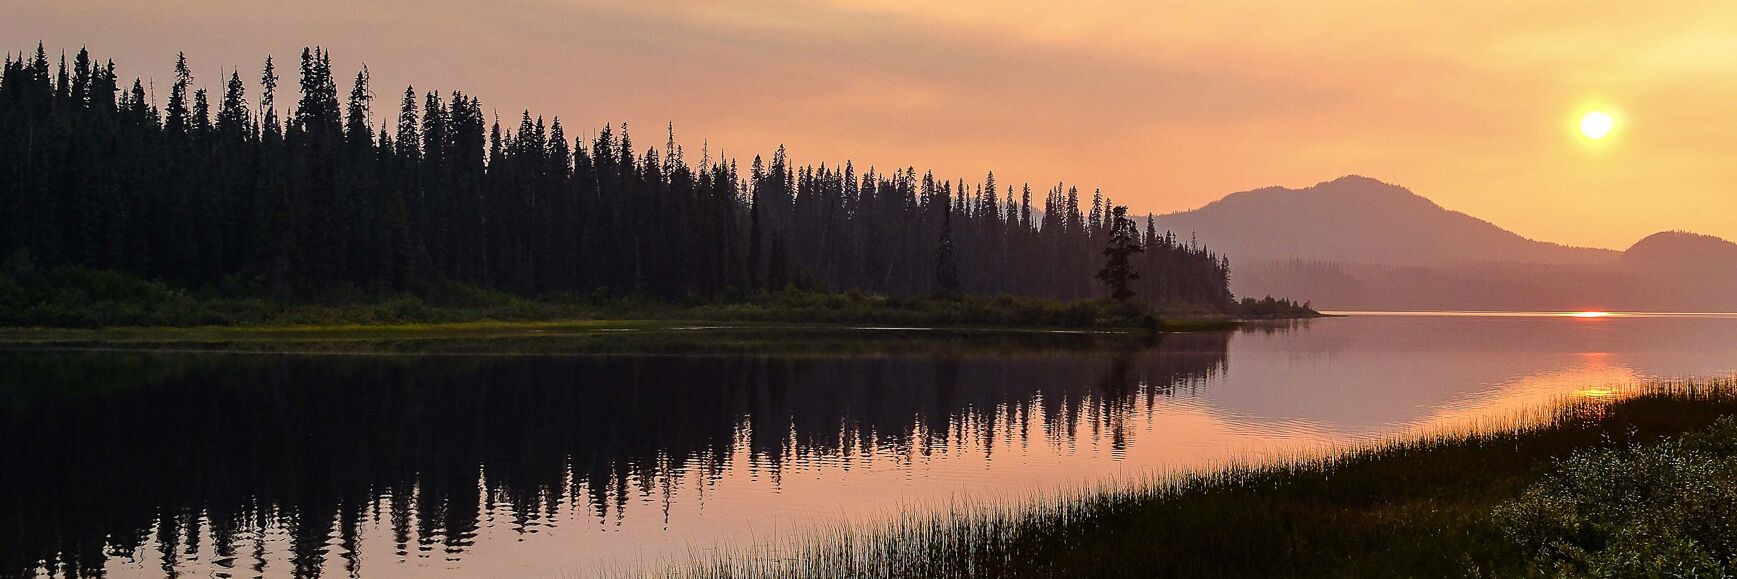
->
<box><xmin>0</xmin><ymin>266</ymin><xmax>1309</xmax><ymax>333</ymax></box>
<box><xmin>653</xmin><ymin>380</ymin><xmax>1737</xmax><ymax>578</ymax></box>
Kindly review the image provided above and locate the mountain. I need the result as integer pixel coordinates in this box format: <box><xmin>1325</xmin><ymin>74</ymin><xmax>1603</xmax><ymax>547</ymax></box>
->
<box><xmin>1621</xmin><ymin>231</ymin><xmax>1737</xmax><ymax>277</ymax></box>
<box><xmin>1153</xmin><ymin>175</ymin><xmax>1618</xmax><ymax>268</ymax></box>
<box><xmin>1160</xmin><ymin>176</ymin><xmax>1737</xmax><ymax>311</ymax></box>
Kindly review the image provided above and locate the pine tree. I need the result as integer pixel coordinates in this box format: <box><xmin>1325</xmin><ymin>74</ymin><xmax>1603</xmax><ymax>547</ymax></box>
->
<box><xmin>934</xmin><ymin>204</ymin><xmax>961</xmax><ymax>298</ymax></box>
<box><xmin>0</xmin><ymin>44</ymin><xmax>1239</xmax><ymax>313</ymax></box>
<box><xmin>191</xmin><ymin>88</ymin><xmax>211</xmax><ymax>136</ymax></box>
<box><xmin>1019</xmin><ymin>184</ymin><xmax>1032</xmax><ymax>231</ymax></box>
<box><xmin>1095</xmin><ymin>205</ymin><xmax>1143</xmax><ymax>301</ymax></box>
<box><xmin>1065</xmin><ymin>186</ymin><xmax>1082</xmax><ymax>234</ymax></box>
<box><xmin>1088</xmin><ymin>189</ymin><xmax>1104</xmax><ymax>238</ymax></box>
<box><xmin>747</xmin><ymin>155</ymin><xmax>765</xmax><ymax>291</ymax></box>
<box><xmin>394</xmin><ymin>87</ymin><xmax>419</xmax><ymax>160</ymax></box>
<box><xmin>258</xmin><ymin>56</ymin><xmax>279</xmax><ymax>135</ymax></box>
<box><xmin>164</xmin><ymin>52</ymin><xmax>192</xmax><ymax>137</ymax></box>
<box><xmin>344</xmin><ymin>66</ymin><xmax>372</xmax><ymax>145</ymax></box>
<box><xmin>70</xmin><ymin>48</ymin><xmax>91</xmax><ymax>107</ymax></box>
<box><xmin>216</xmin><ymin>70</ymin><xmax>250</xmax><ymax>137</ymax></box>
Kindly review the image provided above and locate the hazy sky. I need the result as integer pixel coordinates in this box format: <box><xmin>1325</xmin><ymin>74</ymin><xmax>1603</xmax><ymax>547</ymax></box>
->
<box><xmin>12</xmin><ymin>1</ymin><xmax>1737</xmax><ymax>249</ymax></box>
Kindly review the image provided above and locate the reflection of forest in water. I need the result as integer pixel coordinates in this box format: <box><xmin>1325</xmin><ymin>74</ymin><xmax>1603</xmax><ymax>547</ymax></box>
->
<box><xmin>0</xmin><ymin>330</ymin><xmax>1237</xmax><ymax>578</ymax></box>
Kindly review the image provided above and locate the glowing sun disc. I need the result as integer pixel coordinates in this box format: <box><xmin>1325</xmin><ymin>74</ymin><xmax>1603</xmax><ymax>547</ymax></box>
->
<box><xmin>1568</xmin><ymin>311</ymin><xmax>1613</xmax><ymax>318</ymax></box>
<box><xmin>1580</xmin><ymin>111</ymin><xmax>1614</xmax><ymax>140</ymax></box>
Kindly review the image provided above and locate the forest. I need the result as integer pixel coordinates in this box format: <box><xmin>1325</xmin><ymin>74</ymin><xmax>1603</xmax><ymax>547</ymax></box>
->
<box><xmin>1</xmin><ymin>44</ymin><xmax>1238</xmax><ymax>315</ymax></box>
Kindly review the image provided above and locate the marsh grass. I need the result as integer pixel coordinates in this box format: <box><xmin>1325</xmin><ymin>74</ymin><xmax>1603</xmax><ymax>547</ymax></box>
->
<box><xmin>633</xmin><ymin>379</ymin><xmax>1737</xmax><ymax>578</ymax></box>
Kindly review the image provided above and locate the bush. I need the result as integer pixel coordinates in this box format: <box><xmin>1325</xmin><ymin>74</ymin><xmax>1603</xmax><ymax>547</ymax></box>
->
<box><xmin>0</xmin><ymin>265</ymin><xmax>222</xmax><ymax>327</ymax></box>
<box><xmin>1494</xmin><ymin>417</ymin><xmax>1737</xmax><ymax>577</ymax></box>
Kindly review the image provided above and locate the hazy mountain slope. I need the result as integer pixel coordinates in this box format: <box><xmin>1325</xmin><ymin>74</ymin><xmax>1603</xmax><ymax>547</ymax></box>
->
<box><xmin>1233</xmin><ymin>259</ymin><xmax>1636</xmax><ymax>311</ymax></box>
<box><xmin>1154</xmin><ymin>176</ymin><xmax>1618</xmax><ymax>267</ymax></box>
<box><xmin>1622</xmin><ymin>231</ymin><xmax>1737</xmax><ymax>277</ymax></box>
<box><xmin>1175</xmin><ymin>176</ymin><xmax>1737</xmax><ymax>311</ymax></box>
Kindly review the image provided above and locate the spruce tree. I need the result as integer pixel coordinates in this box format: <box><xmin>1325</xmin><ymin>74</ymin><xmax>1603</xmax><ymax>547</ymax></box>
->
<box><xmin>164</xmin><ymin>52</ymin><xmax>192</xmax><ymax>137</ymax></box>
<box><xmin>1095</xmin><ymin>205</ymin><xmax>1143</xmax><ymax>301</ymax></box>
<box><xmin>216</xmin><ymin>70</ymin><xmax>249</xmax><ymax>137</ymax></box>
<box><xmin>935</xmin><ymin>204</ymin><xmax>962</xmax><ymax>299</ymax></box>
<box><xmin>0</xmin><ymin>44</ymin><xmax>1239</xmax><ymax>313</ymax></box>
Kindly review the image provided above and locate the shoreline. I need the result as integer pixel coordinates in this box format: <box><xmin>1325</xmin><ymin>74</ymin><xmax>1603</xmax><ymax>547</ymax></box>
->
<box><xmin>0</xmin><ymin>315</ymin><xmax>1286</xmax><ymax>345</ymax></box>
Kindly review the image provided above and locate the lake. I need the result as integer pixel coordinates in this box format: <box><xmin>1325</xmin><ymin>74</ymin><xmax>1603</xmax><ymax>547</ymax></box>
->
<box><xmin>6</xmin><ymin>312</ymin><xmax>1737</xmax><ymax>578</ymax></box>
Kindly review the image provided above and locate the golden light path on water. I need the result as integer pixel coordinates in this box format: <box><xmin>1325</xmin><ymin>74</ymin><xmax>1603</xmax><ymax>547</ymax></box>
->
<box><xmin>70</xmin><ymin>311</ymin><xmax>1737</xmax><ymax>578</ymax></box>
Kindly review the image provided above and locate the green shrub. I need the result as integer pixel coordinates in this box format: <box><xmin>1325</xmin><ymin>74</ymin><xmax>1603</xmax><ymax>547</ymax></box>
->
<box><xmin>1494</xmin><ymin>417</ymin><xmax>1737</xmax><ymax>577</ymax></box>
<box><xmin>380</xmin><ymin>296</ymin><xmax>434</xmax><ymax>322</ymax></box>
<box><xmin>0</xmin><ymin>275</ymin><xmax>28</xmax><ymax>311</ymax></box>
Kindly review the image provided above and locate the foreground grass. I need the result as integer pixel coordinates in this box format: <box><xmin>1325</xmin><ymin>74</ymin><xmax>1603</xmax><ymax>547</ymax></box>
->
<box><xmin>658</xmin><ymin>381</ymin><xmax>1737</xmax><ymax>578</ymax></box>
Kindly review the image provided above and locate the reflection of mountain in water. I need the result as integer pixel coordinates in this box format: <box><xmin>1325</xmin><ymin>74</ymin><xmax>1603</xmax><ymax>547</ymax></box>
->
<box><xmin>0</xmin><ymin>332</ymin><xmax>1230</xmax><ymax>578</ymax></box>
<box><xmin>1203</xmin><ymin>315</ymin><xmax>1737</xmax><ymax>435</ymax></box>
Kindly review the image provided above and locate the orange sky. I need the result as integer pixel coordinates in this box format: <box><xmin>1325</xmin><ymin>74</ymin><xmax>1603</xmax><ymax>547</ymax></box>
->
<box><xmin>11</xmin><ymin>0</ymin><xmax>1737</xmax><ymax>249</ymax></box>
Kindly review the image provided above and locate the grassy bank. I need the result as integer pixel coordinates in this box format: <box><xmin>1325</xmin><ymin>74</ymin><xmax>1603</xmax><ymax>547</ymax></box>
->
<box><xmin>0</xmin><ymin>266</ymin><xmax>1309</xmax><ymax>333</ymax></box>
<box><xmin>662</xmin><ymin>381</ymin><xmax>1737</xmax><ymax>578</ymax></box>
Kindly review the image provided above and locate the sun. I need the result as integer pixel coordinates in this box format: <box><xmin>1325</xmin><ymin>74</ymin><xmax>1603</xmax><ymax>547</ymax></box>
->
<box><xmin>1579</xmin><ymin>111</ymin><xmax>1615</xmax><ymax>140</ymax></box>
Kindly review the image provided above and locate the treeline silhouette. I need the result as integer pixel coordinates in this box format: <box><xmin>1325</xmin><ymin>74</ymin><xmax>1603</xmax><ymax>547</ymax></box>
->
<box><xmin>0</xmin><ymin>44</ymin><xmax>1233</xmax><ymax>307</ymax></box>
<box><xmin>0</xmin><ymin>334</ymin><xmax>1230</xmax><ymax>578</ymax></box>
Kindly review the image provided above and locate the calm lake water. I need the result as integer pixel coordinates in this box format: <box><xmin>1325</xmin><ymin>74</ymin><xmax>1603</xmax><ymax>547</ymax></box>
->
<box><xmin>6</xmin><ymin>312</ymin><xmax>1737</xmax><ymax>578</ymax></box>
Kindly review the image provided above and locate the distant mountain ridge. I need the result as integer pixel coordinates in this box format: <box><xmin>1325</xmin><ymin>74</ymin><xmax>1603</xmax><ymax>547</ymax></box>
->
<box><xmin>1153</xmin><ymin>176</ymin><xmax>1618</xmax><ymax>267</ymax></box>
<box><xmin>1622</xmin><ymin>231</ymin><xmax>1737</xmax><ymax>275</ymax></box>
<box><xmin>1156</xmin><ymin>176</ymin><xmax>1737</xmax><ymax>311</ymax></box>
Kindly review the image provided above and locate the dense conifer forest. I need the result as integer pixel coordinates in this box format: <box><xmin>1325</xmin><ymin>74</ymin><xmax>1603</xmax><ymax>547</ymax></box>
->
<box><xmin>1</xmin><ymin>44</ymin><xmax>1236</xmax><ymax>311</ymax></box>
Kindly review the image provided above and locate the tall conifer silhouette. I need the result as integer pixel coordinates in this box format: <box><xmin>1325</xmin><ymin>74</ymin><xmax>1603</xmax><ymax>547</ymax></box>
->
<box><xmin>0</xmin><ymin>44</ymin><xmax>1238</xmax><ymax>311</ymax></box>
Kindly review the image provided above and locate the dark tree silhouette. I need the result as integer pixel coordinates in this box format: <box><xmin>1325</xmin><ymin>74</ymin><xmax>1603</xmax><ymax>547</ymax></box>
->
<box><xmin>1096</xmin><ymin>205</ymin><xmax>1144</xmax><ymax>301</ymax></box>
<box><xmin>935</xmin><ymin>204</ymin><xmax>962</xmax><ymax>299</ymax></box>
<box><xmin>0</xmin><ymin>45</ymin><xmax>1240</xmax><ymax>311</ymax></box>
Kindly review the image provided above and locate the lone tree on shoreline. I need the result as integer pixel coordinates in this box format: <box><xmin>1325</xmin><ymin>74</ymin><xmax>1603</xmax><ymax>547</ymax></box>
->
<box><xmin>1096</xmin><ymin>205</ymin><xmax>1143</xmax><ymax>301</ymax></box>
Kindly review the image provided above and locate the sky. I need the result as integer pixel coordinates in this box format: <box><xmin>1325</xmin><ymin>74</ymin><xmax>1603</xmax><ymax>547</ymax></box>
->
<box><xmin>10</xmin><ymin>0</ymin><xmax>1737</xmax><ymax>250</ymax></box>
